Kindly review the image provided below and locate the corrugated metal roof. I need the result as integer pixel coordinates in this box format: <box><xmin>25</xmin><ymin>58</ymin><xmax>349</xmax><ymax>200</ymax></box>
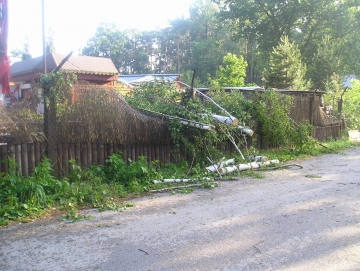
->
<box><xmin>119</xmin><ymin>74</ymin><xmax>180</xmax><ymax>85</ymax></box>
<box><xmin>10</xmin><ymin>53</ymin><xmax>119</xmax><ymax>77</ymax></box>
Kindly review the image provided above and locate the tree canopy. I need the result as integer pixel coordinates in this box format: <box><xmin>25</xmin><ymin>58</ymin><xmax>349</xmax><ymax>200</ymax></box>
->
<box><xmin>80</xmin><ymin>0</ymin><xmax>360</xmax><ymax>89</ymax></box>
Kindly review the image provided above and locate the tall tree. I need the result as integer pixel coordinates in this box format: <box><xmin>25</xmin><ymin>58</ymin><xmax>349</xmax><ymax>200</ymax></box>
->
<box><xmin>263</xmin><ymin>36</ymin><xmax>309</xmax><ymax>90</ymax></box>
<box><xmin>213</xmin><ymin>0</ymin><xmax>360</xmax><ymax>87</ymax></box>
<box><xmin>82</xmin><ymin>23</ymin><xmax>128</xmax><ymax>72</ymax></box>
<box><xmin>212</xmin><ymin>53</ymin><xmax>247</xmax><ymax>86</ymax></box>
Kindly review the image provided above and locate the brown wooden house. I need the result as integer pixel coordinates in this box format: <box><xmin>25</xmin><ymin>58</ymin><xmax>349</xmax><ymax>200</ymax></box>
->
<box><xmin>8</xmin><ymin>53</ymin><xmax>119</xmax><ymax>105</ymax></box>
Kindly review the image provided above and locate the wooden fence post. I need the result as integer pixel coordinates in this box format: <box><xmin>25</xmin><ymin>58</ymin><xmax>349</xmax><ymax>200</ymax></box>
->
<box><xmin>21</xmin><ymin>143</ymin><xmax>28</xmax><ymax>178</ymax></box>
<box><xmin>92</xmin><ymin>143</ymin><xmax>98</xmax><ymax>165</ymax></box>
<box><xmin>34</xmin><ymin>142</ymin><xmax>41</xmax><ymax>166</ymax></box>
<box><xmin>0</xmin><ymin>144</ymin><xmax>8</xmax><ymax>173</ymax></box>
<box><xmin>15</xmin><ymin>144</ymin><xmax>22</xmax><ymax>175</ymax></box>
<box><xmin>28</xmin><ymin>143</ymin><xmax>35</xmax><ymax>175</ymax></box>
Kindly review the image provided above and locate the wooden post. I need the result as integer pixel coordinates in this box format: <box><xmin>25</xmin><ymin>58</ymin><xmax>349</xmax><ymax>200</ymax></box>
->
<box><xmin>143</xmin><ymin>144</ymin><xmax>148</xmax><ymax>162</ymax></box>
<box><xmin>81</xmin><ymin>143</ymin><xmax>87</xmax><ymax>168</ymax></box>
<box><xmin>131</xmin><ymin>144</ymin><xmax>136</xmax><ymax>161</ymax></box>
<box><xmin>108</xmin><ymin>143</ymin><xmax>114</xmax><ymax>159</ymax></box>
<box><xmin>75</xmin><ymin>143</ymin><xmax>81</xmax><ymax>165</ymax></box>
<box><xmin>151</xmin><ymin>145</ymin><xmax>156</xmax><ymax>162</ymax></box>
<box><xmin>87</xmin><ymin>142</ymin><xmax>92</xmax><ymax>167</ymax></box>
<box><xmin>62</xmin><ymin>143</ymin><xmax>69</xmax><ymax>176</ymax></box>
<box><xmin>135</xmin><ymin>144</ymin><xmax>140</xmax><ymax>160</ymax></box>
<box><xmin>28</xmin><ymin>143</ymin><xmax>35</xmax><ymax>175</ymax></box>
<box><xmin>98</xmin><ymin>144</ymin><xmax>104</xmax><ymax>165</ymax></box>
<box><xmin>156</xmin><ymin>145</ymin><xmax>160</xmax><ymax>162</ymax></box>
<box><xmin>166</xmin><ymin>145</ymin><xmax>170</xmax><ymax>164</ymax></box>
<box><xmin>145</xmin><ymin>145</ymin><xmax>150</xmax><ymax>164</ymax></box>
<box><xmin>103</xmin><ymin>143</ymin><xmax>108</xmax><ymax>164</ymax></box>
<box><xmin>0</xmin><ymin>144</ymin><xmax>8</xmax><ymax>173</ymax></box>
<box><xmin>122</xmin><ymin>145</ymin><xmax>127</xmax><ymax>163</ymax></box>
<box><xmin>69</xmin><ymin>143</ymin><xmax>75</xmax><ymax>160</ymax></box>
<box><xmin>8</xmin><ymin>143</ymin><xmax>15</xmax><ymax>162</ymax></box>
<box><xmin>21</xmin><ymin>143</ymin><xmax>28</xmax><ymax>178</ymax></box>
<box><xmin>57</xmin><ymin>143</ymin><xmax>63</xmax><ymax>178</ymax></box>
<box><xmin>160</xmin><ymin>145</ymin><xmax>165</xmax><ymax>165</ymax></box>
<box><xmin>34</xmin><ymin>142</ymin><xmax>41</xmax><ymax>167</ymax></box>
<box><xmin>15</xmin><ymin>144</ymin><xmax>22</xmax><ymax>175</ymax></box>
<box><xmin>40</xmin><ymin>142</ymin><xmax>46</xmax><ymax>161</ymax></box>
<box><xmin>92</xmin><ymin>143</ymin><xmax>98</xmax><ymax>165</ymax></box>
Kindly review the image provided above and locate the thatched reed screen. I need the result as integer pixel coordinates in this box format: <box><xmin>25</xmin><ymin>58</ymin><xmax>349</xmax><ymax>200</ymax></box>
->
<box><xmin>0</xmin><ymin>85</ymin><xmax>177</xmax><ymax>177</ymax></box>
<box><xmin>61</xmin><ymin>85</ymin><xmax>172</xmax><ymax>145</ymax></box>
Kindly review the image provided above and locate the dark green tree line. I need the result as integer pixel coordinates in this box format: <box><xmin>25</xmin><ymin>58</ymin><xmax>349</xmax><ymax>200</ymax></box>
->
<box><xmin>81</xmin><ymin>0</ymin><xmax>360</xmax><ymax>88</ymax></box>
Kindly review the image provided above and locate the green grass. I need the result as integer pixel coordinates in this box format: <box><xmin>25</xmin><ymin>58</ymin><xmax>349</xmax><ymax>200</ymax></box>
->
<box><xmin>1</xmin><ymin>138</ymin><xmax>359</xmax><ymax>227</ymax></box>
<box><xmin>259</xmin><ymin>138</ymin><xmax>360</xmax><ymax>163</ymax></box>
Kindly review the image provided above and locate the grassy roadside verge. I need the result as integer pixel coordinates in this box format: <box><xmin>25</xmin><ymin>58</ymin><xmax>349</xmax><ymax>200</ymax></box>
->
<box><xmin>1</xmin><ymin>139</ymin><xmax>359</xmax><ymax>227</ymax></box>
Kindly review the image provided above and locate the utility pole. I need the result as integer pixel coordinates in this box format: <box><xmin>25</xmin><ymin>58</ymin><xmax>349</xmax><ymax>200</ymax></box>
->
<box><xmin>42</xmin><ymin>0</ymin><xmax>46</xmax><ymax>73</ymax></box>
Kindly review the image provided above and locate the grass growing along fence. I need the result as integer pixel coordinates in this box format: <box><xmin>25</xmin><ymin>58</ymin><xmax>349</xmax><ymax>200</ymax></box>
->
<box><xmin>1</xmin><ymin>138</ymin><xmax>359</xmax><ymax>227</ymax></box>
<box><xmin>0</xmin><ymin>151</ymin><xmax>214</xmax><ymax>226</ymax></box>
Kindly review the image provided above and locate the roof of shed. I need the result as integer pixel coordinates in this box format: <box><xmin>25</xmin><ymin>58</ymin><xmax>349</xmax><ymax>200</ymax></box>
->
<box><xmin>119</xmin><ymin>74</ymin><xmax>180</xmax><ymax>85</ymax></box>
<box><xmin>10</xmin><ymin>53</ymin><xmax>119</xmax><ymax>77</ymax></box>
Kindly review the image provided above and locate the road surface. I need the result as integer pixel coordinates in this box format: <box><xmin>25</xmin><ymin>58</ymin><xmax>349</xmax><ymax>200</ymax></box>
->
<box><xmin>1</xmin><ymin>147</ymin><xmax>360</xmax><ymax>271</ymax></box>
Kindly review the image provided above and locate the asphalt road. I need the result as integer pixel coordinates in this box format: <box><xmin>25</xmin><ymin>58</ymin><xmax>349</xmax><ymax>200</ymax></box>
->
<box><xmin>1</xmin><ymin>147</ymin><xmax>360</xmax><ymax>271</ymax></box>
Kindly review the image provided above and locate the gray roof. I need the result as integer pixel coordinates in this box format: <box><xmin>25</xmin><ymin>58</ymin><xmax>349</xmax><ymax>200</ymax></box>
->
<box><xmin>11</xmin><ymin>53</ymin><xmax>119</xmax><ymax>77</ymax></box>
<box><xmin>119</xmin><ymin>74</ymin><xmax>180</xmax><ymax>86</ymax></box>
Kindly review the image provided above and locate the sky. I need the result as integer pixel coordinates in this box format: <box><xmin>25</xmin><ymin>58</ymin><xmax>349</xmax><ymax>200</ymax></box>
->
<box><xmin>8</xmin><ymin>0</ymin><xmax>194</xmax><ymax>59</ymax></box>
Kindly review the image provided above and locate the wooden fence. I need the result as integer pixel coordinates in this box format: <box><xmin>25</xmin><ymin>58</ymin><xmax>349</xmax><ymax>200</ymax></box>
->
<box><xmin>0</xmin><ymin>139</ymin><xmax>245</xmax><ymax>177</ymax></box>
<box><xmin>0</xmin><ymin>142</ymin><xmax>180</xmax><ymax>178</ymax></box>
<box><xmin>0</xmin><ymin>123</ymin><xmax>342</xmax><ymax>178</ymax></box>
<box><xmin>313</xmin><ymin>123</ymin><xmax>342</xmax><ymax>142</ymax></box>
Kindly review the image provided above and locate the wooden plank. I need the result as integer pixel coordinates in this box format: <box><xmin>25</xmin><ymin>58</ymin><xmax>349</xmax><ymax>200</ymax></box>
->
<box><xmin>166</xmin><ymin>145</ymin><xmax>170</xmax><ymax>164</ymax></box>
<box><xmin>15</xmin><ymin>144</ymin><xmax>22</xmax><ymax>174</ymax></box>
<box><xmin>69</xmin><ymin>143</ymin><xmax>75</xmax><ymax>161</ymax></box>
<box><xmin>81</xmin><ymin>143</ymin><xmax>88</xmax><ymax>168</ymax></box>
<box><xmin>40</xmin><ymin>142</ymin><xmax>46</xmax><ymax>161</ymax></box>
<box><xmin>57</xmin><ymin>143</ymin><xmax>63</xmax><ymax>178</ymax></box>
<box><xmin>98</xmin><ymin>144</ymin><xmax>104</xmax><ymax>165</ymax></box>
<box><xmin>87</xmin><ymin>142</ymin><xmax>92</xmax><ymax>167</ymax></box>
<box><xmin>122</xmin><ymin>145</ymin><xmax>127</xmax><ymax>163</ymax></box>
<box><xmin>8</xmin><ymin>143</ymin><xmax>15</xmax><ymax>163</ymax></box>
<box><xmin>160</xmin><ymin>145</ymin><xmax>165</xmax><ymax>165</ymax></box>
<box><xmin>156</xmin><ymin>145</ymin><xmax>160</xmax><ymax>163</ymax></box>
<box><xmin>92</xmin><ymin>143</ymin><xmax>98</xmax><ymax>164</ymax></box>
<box><xmin>103</xmin><ymin>143</ymin><xmax>108</xmax><ymax>164</ymax></box>
<box><xmin>75</xmin><ymin>143</ymin><xmax>81</xmax><ymax>165</ymax></box>
<box><xmin>21</xmin><ymin>143</ymin><xmax>28</xmax><ymax>178</ymax></box>
<box><xmin>143</xmin><ymin>144</ymin><xmax>148</xmax><ymax>163</ymax></box>
<box><xmin>135</xmin><ymin>144</ymin><xmax>140</xmax><ymax>161</ymax></box>
<box><xmin>108</xmin><ymin>143</ymin><xmax>114</xmax><ymax>159</ymax></box>
<box><xmin>63</xmin><ymin>143</ymin><xmax>69</xmax><ymax>176</ymax></box>
<box><xmin>131</xmin><ymin>144</ymin><xmax>136</xmax><ymax>161</ymax></box>
<box><xmin>0</xmin><ymin>144</ymin><xmax>8</xmax><ymax>173</ymax></box>
<box><xmin>34</xmin><ymin>142</ymin><xmax>41</xmax><ymax>167</ymax></box>
<box><xmin>28</xmin><ymin>143</ymin><xmax>35</xmax><ymax>175</ymax></box>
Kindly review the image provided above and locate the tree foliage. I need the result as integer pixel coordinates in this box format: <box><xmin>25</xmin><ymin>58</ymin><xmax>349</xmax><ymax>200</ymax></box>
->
<box><xmin>213</xmin><ymin>0</ymin><xmax>360</xmax><ymax>88</ymax></box>
<box><xmin>263</xmin><ymin>36</ymin><xmax>309</xmax><ymax>90</ymax></box>
<box><xmin>343</xmin><ymin>79</ymin><xmax>360</xmax><ymax>130</ymax></box>
<box><xmin>213</xmin><ymin>53</ymin><xmax>248</xmax><ymax>87</ymax></box>
<box><xmin>80</xmin><ymin>0</ymin><xmax>360</xmax><ymax>88</ymax></box>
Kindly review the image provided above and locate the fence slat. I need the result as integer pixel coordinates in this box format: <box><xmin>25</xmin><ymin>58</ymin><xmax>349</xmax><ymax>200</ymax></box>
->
<box><xmin>108</xmin><ymin>143</ymin><xmax>114</xmax><ymax>159</ymax></box>
<box><xmin>15</xmin><ymin>144</ymin><xmax>22</xmax><ymax>174</ymax></box>
<box><xmin>75</xmin><ymin>143</ymin><xmax>81</xmax><ymax>165</ymax></box>
<box><xmin>0</xmin><ymin>144</ymin><xmax>8</xmax><ymax>173</ymax></box>
<box><xmin>63</xmin><ymin>143</ymin><xmax>69</xmax><ymax>176</ymax></box>
<box><xmin>34</xmin><ymin>142</ymin><xmax>41</xmax><ymax>166</ymax></box>
<box><xmin>81</xmin><ymin>143</ymin><xmax>88</xmax><ymax>168</ymax></box>
<box><xmin>21</xmin><ymin>143</ymin><xmax>28</xmax><ymax>178</ymax></box>
<box><xmin>92</xmin><ymin>143</ymin><xmax>98</xmax><ymax>165</ymax></box>
<box><xmin>98</xmin><ymin>144</ymin><xmax>104</xmax><ymax>165</ymax></box>
<box><xmin>28</xmin><ymin>143</ymin><xmax>35</xmax><ymax>175</ymax></box>
<box><xmin>87</xmin><ymin>142</ymin><xmax>92</xmax><ymax>167</ymax></box>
